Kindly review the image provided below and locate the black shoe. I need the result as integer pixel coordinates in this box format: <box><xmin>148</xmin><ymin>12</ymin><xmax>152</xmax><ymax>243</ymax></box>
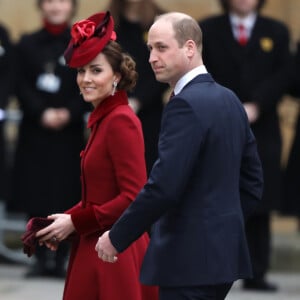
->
<box><xmin>49</xmin><ymin>267</ymin><xmax>67</xmax><ymax>279</ymax></box>
<box><xmin>243</xmin><ymin>279</ymin><xmax>278</xmax><ymax>292</ymax></box>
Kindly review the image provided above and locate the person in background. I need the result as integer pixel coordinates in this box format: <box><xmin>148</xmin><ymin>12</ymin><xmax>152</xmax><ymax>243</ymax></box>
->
<box><xmin>0</xmin><ymin>22</ymin><xmax>13</xmax><ymax>201</ymax></box>
<box><xmin>108</xmin><ymin>0</ymin><xmax>168</xmax><ymax>174</ymax></box>
<box><xmin>36</xmin><ymin>11</ymin><xmax>158</xmax><ymax>300</ymax></box>
<box><xmin>282</xmin><ymin>41</ymin><xmax>300</xmax><ymax>226</ymax></box>
<box><xmin>200</xmin><ymin>0</ymin><xmax>291</xmax><ymax>291</ymax></box>
<box><xmin>95</xmin><ymin>12</ymin><xmax>263</xmax><ymax>300</ymax></box>
<box><xmin>10</xmin><ymin>0</ymin><xmax>86</xmax><ymax>278</ymax></box>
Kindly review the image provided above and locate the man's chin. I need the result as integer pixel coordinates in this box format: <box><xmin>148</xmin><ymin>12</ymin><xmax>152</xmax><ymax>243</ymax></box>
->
<box><xmin>154</xmin><ymin>74</ymin><xmax>168</xmax><ymax>83</ymax></box>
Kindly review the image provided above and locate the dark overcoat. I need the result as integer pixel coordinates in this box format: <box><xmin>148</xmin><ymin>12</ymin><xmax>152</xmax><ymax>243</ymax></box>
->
<box><xmin>282</xmin><ymin>42</ymin><xmax>300</xmax><ymax>216</ymax></box>
<box><xmin>116</xmin><ymin>16</ymin><xmax>168</xmax><ymax>174</ymax></box>
<box><xmin>200</xmin><ymin>14</ymin><xmax>290</xmax><ymax>211</ymax></box>
<box><xmin>10</xmin><ymin>28</ymin><xmax>86</xmax><ymax>215</ymax></box>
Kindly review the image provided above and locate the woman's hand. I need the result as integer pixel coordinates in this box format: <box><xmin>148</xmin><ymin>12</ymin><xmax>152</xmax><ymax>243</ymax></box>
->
<box><xmin>36</xmin><ymin>214</ymin><xmax>75</xmax><ymax>250</ymax></box>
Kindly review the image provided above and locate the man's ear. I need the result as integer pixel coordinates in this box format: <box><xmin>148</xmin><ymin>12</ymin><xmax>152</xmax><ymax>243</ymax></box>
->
<box><xmin>185</xmin><ymin>39</ymin><xmax>196</xmax><ymax>58</ymax></box>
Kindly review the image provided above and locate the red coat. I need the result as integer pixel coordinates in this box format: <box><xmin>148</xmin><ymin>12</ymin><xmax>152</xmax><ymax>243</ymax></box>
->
<box><xmin>63</xmin><ymin>91</ymin><xmax>158</xmax><ymax>300</ymax></box>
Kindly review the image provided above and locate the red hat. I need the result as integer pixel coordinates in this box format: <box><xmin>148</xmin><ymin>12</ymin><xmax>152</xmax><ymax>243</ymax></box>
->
<box><xmin>64</xmin><ymin>11</ymin><xmax>117</xmax><ymax>68</ymax></box>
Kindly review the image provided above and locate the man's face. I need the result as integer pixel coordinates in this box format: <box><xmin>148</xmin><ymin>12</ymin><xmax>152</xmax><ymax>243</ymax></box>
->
<box><xmin>147</xmin><ymin>20</ymin><xmax>189</xmax><ymax>87</ymax></box>
<box><xmin>229</xmin><ymin>0</ymin><xmax>259</xmax><ymax>16</ymax></box>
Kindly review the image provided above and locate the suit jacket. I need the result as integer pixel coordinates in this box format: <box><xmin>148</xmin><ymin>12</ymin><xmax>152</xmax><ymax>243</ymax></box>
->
<box><xmin>199</xmin><ymin>14</ymin><xmax>290</xmax><ymax>210</ymax></box>
<box><xmin>109</xmin><ymin>74</ymin><xmax>263</xmax><ymax>286</ymax></box>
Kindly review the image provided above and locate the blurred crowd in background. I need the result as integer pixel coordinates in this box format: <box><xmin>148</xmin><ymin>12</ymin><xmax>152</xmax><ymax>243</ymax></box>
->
<box><xmin>0</xmin><ymin>0</ymin><xmax>300</xmax><ymax>293</ymax></box>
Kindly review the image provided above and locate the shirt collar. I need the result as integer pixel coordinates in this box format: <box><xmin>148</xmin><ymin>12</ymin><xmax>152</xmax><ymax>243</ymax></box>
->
<box><xmin>230</xmin><ymin>12</ymin><xmax>257</xmax><ymax>30</ymax></box>
<box><xmin>174</xmin><ymin>65</ymin><xmax>208</xmax><ymax>95</ymax></box>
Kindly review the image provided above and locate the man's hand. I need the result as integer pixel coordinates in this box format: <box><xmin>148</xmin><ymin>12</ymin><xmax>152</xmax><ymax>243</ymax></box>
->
<box><xmin>95</xmin><ymin>231</ymin><xmax>118</xmax><ymax>263</ymax></box>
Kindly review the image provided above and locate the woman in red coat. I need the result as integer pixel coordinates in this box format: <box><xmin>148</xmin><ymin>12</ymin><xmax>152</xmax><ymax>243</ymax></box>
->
<box><xmin>36</xmin><ymin>11</ymin><xmax>158</xmax><ymax>300</ymax></box>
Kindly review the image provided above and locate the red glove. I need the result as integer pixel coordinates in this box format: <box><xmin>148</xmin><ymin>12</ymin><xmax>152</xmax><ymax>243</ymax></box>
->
<box><xmin>21</xmin><ymin>217</ymin><xmax>53</xmax><ymax>257</ymax></box>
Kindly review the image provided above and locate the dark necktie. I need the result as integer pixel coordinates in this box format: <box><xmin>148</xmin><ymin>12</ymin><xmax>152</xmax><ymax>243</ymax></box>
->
<box><xmin>169</xmin><ymin>91</ymin><xmax>175</xmax><ymax>101</ymax></box>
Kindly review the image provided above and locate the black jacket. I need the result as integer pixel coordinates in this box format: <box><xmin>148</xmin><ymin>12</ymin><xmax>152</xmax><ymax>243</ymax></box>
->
<box><xmin>282</xmin><ymin>42</ymin><xmax>300</xmax><ymax>216</ymax></box>
<box><xmin>9</xmin><ymin>28</ymin><xmax>86</xmax><ymax>215</ymax></box>
<box><xmin>116</xmin><ymin>16</ymin><xmax>168</xmax><ymax>173</ymax></box>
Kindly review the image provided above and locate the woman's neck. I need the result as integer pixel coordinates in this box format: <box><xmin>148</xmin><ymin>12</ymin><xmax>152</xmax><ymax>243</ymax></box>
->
<box><xmin>43</xmin><ymin>19</ymin><xmax>68</xmax><ymax>35</ymax></box>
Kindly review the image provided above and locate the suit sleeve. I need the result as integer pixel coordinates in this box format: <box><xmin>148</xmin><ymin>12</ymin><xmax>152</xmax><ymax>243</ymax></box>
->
<box><xmin>109</xmin><ymin>98</ymin><xmax>203</xmax><ymax>252</ymax></box>
<box><xmin>239</xmin><ymin>126</ymin><xmax>264</xmax><ymax>219</ymax></box>
<box><xmin>70</xmin><ymin>113</ymin><xmax>147</xmax><ymax>235</ymax></box>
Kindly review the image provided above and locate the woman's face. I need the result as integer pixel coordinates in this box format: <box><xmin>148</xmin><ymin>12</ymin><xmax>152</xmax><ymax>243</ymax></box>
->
<box><xmin>40</xmin><ymin>0</ymin><xmax>74</xmax><ymax>25</ymax></box>
<box><xmin>77</xmin><ymin>53</ymin><xmax>120</xmax><ymax>108</ymax></box>
<box><xmin>229</xmin><ymin>0</ymin><xmax>259</xmax><ymax>16</ymax></box>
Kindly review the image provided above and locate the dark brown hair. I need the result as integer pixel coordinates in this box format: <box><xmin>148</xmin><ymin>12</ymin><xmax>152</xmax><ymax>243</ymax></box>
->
<box><xmin>102</xmin><ymin>41</ymin><xmax>138</xmax><ymax>92</ymax></box>
<box><xmin>219</xmin><ymin>0</ymin><xmax>266</xmax><ymax>12</ymax></box>
<box><xmin>108</xmin><ymin>0</ymin><xmax>165</xmax><ymax>30</ymax></box>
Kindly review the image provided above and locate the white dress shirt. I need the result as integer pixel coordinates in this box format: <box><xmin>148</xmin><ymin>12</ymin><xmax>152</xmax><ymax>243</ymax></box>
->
<box><xmin>230</xmin><ymin>13</ymin><xmax>257</xmax><ymax>41</ymax></box>
<box><xmin>174</xmin><ymin>65</ymin><xmax>208</xmax><ymax>96</ymax></box>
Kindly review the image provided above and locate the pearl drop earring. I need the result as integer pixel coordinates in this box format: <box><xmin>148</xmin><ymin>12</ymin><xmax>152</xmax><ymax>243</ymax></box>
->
<box><xmin>112</xmin><ymin>81</ymin><xmax>118</xmax><ymax>96</ymax></box>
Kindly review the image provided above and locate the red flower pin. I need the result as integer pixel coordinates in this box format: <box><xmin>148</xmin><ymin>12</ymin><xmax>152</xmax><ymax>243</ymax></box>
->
<box><xmin>71</xmin><ymin>20</ymin><xmax>96</xmax><ymax>45</ymax></box>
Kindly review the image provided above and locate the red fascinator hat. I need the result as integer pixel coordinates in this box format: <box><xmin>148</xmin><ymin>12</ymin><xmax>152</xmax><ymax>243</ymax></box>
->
<box><xmin>64</xmin><ymin>11</ymin><xmax>117</xmax><ymax>68</ymax></box>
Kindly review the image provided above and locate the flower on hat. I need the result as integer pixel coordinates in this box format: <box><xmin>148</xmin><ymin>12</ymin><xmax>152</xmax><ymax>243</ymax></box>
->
<box><xmin>71</xmin><ymin>19</ymin><xmax>96</xmax><ymax>45</ymax></box>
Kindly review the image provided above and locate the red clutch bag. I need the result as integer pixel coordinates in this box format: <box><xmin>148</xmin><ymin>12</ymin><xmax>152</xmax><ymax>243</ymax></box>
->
<box><xmin>21</xmin><ymin>217</ymin><xmax>53</xmax><ymax>257</ymax></box>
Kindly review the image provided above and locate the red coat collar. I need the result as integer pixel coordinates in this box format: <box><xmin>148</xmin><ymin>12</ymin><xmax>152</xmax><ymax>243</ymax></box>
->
<box><xmin>43</xmin><ymin>19</ymin><xmax>68</xmax><ymax>36</ymax></box>
<box><xmin>87</xmin><ymin>90</ymin><xmax>129</xmax><ymax>128</ymax></box>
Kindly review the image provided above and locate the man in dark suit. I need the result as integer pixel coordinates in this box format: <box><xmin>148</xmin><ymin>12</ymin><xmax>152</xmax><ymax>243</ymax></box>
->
<box><xmin>199</xmin><ymin>0</ymin><xmax>291</xmax><ymax>292</ymax></box>
<box><xmin>95</xmin><ymin>12</ymin><xmax>263</xmax><ymax>300</ymax></box>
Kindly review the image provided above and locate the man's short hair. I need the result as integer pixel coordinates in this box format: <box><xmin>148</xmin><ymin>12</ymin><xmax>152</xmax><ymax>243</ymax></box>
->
<box><xmin>157</xmin><ymin>13</ymin><xmax>202</xmax><ymax>52</ymax></box>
